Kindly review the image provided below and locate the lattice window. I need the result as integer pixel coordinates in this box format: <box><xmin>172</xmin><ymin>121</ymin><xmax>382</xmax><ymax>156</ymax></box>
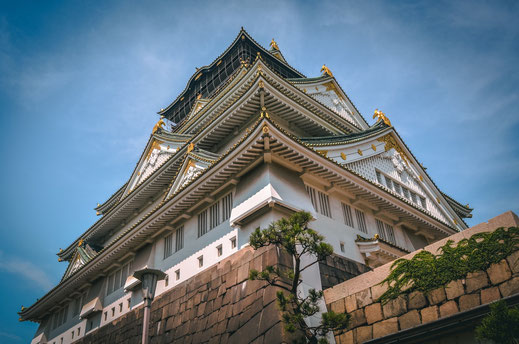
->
<box><xmin>318</xmin><ymin>191</ymin><xmax>332</xmax><ymax>218</ymax></box>
<box><xmin>107</xmin><ymin>261</ymin><xmax>133</xmax><ymax>295</ymax></box>
<box><xmin>175</xmin><ymin>226</ymin><xmax>184</xmax><ymax>252</ymax></box>
<box><xmin>385</xmin><ymin>223</ymin><xmax>396</xmax><ymax>245</ymax></box>
<box><xmin>385</xmin><ymin>175</ymin><xmax>393</xmax><ymax>190</ymax></box>
<box><xmin>420</xmin><ymin>197</ymin><xmax>427</xmax><ymax>209</ymax></box>
<box><xmin>411</xmin><ymin>192</ymin><xmax>418</xmax><ymax>204</ymax></box>
<box><xmin>376</xmin><ymin>171</ymin><xmax>383</xmax><ymax>184</ymax></box>
<box><xmin>355</xmin><ymin>209</ymin><xmax>367</xmax><ymax>233</ymax></box>
<box><xmin>342</xmin><ymin>203</ymin><xmax>354</xmax><ymax>228</ymax></box>
<box><xmin>198</xmin><ymin>210</ymin><xmax>208</xmax><ymax>237</ymax></box>
<box><xmin>221</xmin><ymin>193</ymin><xmax>233</xmax><ymax>221</ymax></box>
<box><xmin>394</xmin><ymin>182</ymin><xmax>402</xmax><ymax>195</ymax></box>
<box><xmin>164</xmin><ymin>233</ymin><xmax>173</xmax><ymax>259</ymax></box>
<box><xmin>305</xmin><ymin>185</ymin><xmax>318</xmax><ymax>212</ymax></box>
<box><xmin>376</xmin><ymin>219</ymin><xmax>387</xmax><ymax>241</ymax></box>
<box><xmin>209</xmin><ymin>202</ymin><xmax>220</xmax><ymax>229</ymax></box>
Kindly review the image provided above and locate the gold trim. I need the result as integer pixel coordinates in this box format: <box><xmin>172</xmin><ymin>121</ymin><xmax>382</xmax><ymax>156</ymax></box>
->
<box><xmin>373</xmin><ymin>109</ymin><xmax>391</xmax><ymax>126</ymax></box>
<box><xmin>316</xmin><ymin>150</ymin><xmax>328</xmax><ymax>157</ymax></box>
<box><xmin>269</xmin><ymin>38</ymin><xmax>279</xmax><ymax>50</ymax></box>
<box><xmin>152</xmin><ymin>117</ymin><xmax>165</xmax><ymax>134</ymax></box>
<box><xmin>376</xmin><ymin>134</ymin><xmax>409</xmax><ymax>165</ymax></box>
<box><xmin>371</xmin><ymin>144</ymin><xmax>377</xmax><ymax>151</ymax></box>
<box><xmin>321</xmin><ymin>64</ymin><xmax>333</xmax><ymax>77</ymax></box>
<box><xmin>357</xmin><ymin>149</ymin><xmax>363</xmax><ymax>156</ymax></box>
<box><xmin>340</xmin><ymin>152</ymin><xmax>347</xmax><ymax>160</ymax></box>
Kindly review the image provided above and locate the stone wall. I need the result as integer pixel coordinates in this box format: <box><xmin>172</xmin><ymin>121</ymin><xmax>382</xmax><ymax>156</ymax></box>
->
<box><xmin>74</xmin><ymin>245</ymin><xmax>293</xmax><ymax>344</ymax></box>
<box><xmin>319</xmin><ymin>254</ymin><xmax>371</xmax><ymax>290</ymax></box>
<box><xmin>324</xmin><ymin>211</ymin><xmax>519</xmax><ymax>344</ymax></box>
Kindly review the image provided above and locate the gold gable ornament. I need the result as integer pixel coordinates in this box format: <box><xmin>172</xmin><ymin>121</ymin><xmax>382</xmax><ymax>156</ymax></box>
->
<box><xmin>321</xmin><ymin>64</ymin><xmax>334</xmax><ymax>77</ymax></box>
<box><xmin>152</xmin><ymin>116</ymin><xmax>165</xmax><ymax>134</ymax></box>
<box><xmin>373</xmin><ymin>109</ymin><xmax>391</xmax><ymax>127</ymax></box>
<box><xmin>270</xmin><ymin>38</ymin><xmax>280</xmax><ymax>51</ymax></box>
<box><xmin>377</xmin><ymin>134</ymin><xmax>410</xmax><ymax>165</ymax></box>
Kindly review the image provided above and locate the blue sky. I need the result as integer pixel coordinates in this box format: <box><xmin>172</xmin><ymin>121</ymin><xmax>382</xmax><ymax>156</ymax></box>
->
<box><xmin>1</xmin><ymin>0</ymin><xmax>518</xmax><ymax>341</ymax></box>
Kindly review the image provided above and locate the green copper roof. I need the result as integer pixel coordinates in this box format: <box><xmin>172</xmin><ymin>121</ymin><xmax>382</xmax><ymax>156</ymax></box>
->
<box><xmin>300</xmin><ymin>120</ymin><xmax>389</xmax><ymax>145</ymax></box>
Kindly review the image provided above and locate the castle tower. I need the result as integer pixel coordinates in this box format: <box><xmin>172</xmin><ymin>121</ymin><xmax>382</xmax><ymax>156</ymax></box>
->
<box><xmin>20</xmin><ymin>29</ymin><xmax>472</xmax><ymax>344</ymax></box>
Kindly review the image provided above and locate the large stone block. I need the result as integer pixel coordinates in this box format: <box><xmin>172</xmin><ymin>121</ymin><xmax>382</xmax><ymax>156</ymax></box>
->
<box><xmin>355</xmin><ymin>288</ymin><xmax>373</xmax><ymax>308</ymax></box>
<box><xmin>421</xmin><ymin>305</ymin><xmax>438</xmax><ymax>324</ymax></box>
<box><xmin>337</xmin><ymin>330</ymin><xmax>354</xmax><ymax>344</ymax></box>
<box><xmin>439</xmin><ymin>301</ymin><xmax>459</xmax><ymax>318</ymax></box>
<box><xmin>445</xmin><ymin>280</ymin><xmax>464</xmax><ymax>300</ymax></box>
<box><xmin>371</xmin><ymin>283</ymin><xmax>388</xmax><ymax>301</ymax></box>
<box><xmin>365</xmin><ymin>303</ymin><xmax>383</xmax><ymax>325</ymax></box>
<box><xmin>382</xmin><ymin>295</ymin><xmax>407</xmax><ymax>318</ymax></box>
<box><xmin>345</xmin><ymin>295</ymin><xmax>357</xmax><ymax>313</ymax></box>
<box><xmin>355</xmin><ymin>325</ymin><xmax>373</xmax><ymax>343</ymax></box>
<box><xmin>331</xmin><ymin>299</ymin><xmax>345</xmax><ymax>314</ymax></box>
<box><xmin>498</xmin><ymin>276</ymin><xmax>519</xmax><ymax>297</ymax></box>
<box><xmin>349</xmin><ymin>308</ymin><xmax>367</xmax><ymax>328</ymax></box>
<box><xmin>459</xmin><ymin>293</ymin><xmax>480</xmax><ymax>311</ymax></box>
<box><xmin>487</xmin><ymin>260</ymin><xmax>512</xmax><ymax>285</ymax></box>
<box><xmin>398</xmin><ymin>310</ymin><xmax>421</xmax><ymax>330</ymax></box>
<box><xmin>466</xmin><ymin>271</ymin><xmax>489</xmax><ymax>293</ymax></box>
<box><xmin>407</xmin><ymin>291</ymin><xmax>426</xmax><ymax>310</ymax></box>
<box><xmin>372</xmin><ymin>317</ymin><xmax>398</xmax><ymax>339</ymax></box>
<box><xmin>426</xmin><ymin>287</ymin><xmax>446</xmax><ymax>305</ymax></box>
<box><xmin>481</xmin><ymin>287</ymin><xmax>501</xmax><ymax>304</ymax></box>
<box><xmin>506</xmin><ymin>250</ymin><xmax>519</xmax><ymax>274</ymax></box>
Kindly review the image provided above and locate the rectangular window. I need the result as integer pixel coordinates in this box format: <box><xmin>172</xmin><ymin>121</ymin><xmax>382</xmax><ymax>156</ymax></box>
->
<box><xmin>376</xmin><ymin>219</ymin><xmax>387</xmax><ymax>241</ymax></box>
<box><xmin>175</xmin><ymin>226</ymin><xmax>184</xmax><ymax>252</ymax></box>
<box><xmin>114</xmin><ymin>269</ymin><xmax>122</xmax><ymax>290</ymax></box>
<box><xmin>107</xmin><ymin>273</ymin><xmax>115</xmax><ymax>295</ymax></box>
<box><xmin>221</xmin><ymin>193</ymin><xmax>233</xmax><ymax>221</ymax></box>
<box><xmin>385</xmin><ymin>176</ymin><xmax>393</xmax><ymax>190</ymax></box>
<box><xmin>376</xmin><ymin>171</ymin><xmax>383</xmax><ymax>184</ymax></box>
<box><xmin>198</xmin><ymin>256</ymin><xmax>203</xmax><ymax>268</ymax></box>
<box><xmin>164</xmin><ymin>233</ymin><xmax>173</xmax><ymax>259</ymax></box>
<box><xmin>305</xmin><ymin>186</ymin><xmax>318</xmax><ymax>212</ymax></box>
<box><xmin>420</xmin><ymin>197</ymin><xmax>427</xmax><ymax>209</ymax></box>
<box><xmin>402</xmin><ymin>187</ymin><xmax>410</xmax><ymax>199</ymax></box>
<box><xmin>355</xmin><ymin>209</ymin><xmax>367</xmax><ymax>234</ymax></box>
<box><xmin>376</xmin><ymin>219</ymin><xmax>397</xmax><ymax>245</ymax></box>
<box><xmin>198</xmin><ymin>210</ymin><xmax>208</xmax><ymax>237</ymax></box>
<box><xmin>385</xmin><ymin>223</ymin><xmax>396</xmax><ymax>245</ymax></box>
<box><xmin>341</xmin><ymin>203</ymin><xmax>354</xmax><ymax>228</ymax></box>
<box><xmin>73</xmin><ymin>297</ymin><xmax>81</xmax><ymax>316</ymax></box>
<box><xmin>230</xmin><ymin>236</ymin><xmax>236</xmax><ymax>249</ymax></box>
<box><xmin>394</xmin><ymin>183</ymin><xmax>402</xmax><ymax>195</ymax></box>
<box><xmin>317</xmin><ymin>191</ymin><xmax>332</xmax><ymax>217</ymax></box>
<box><xmin>217</xmin><ymin>245</ymin><xmax>223</xmax><ymax>257</ymax></box>
<box><xmin>120</xmin><ymin>264</ymin><xmax>128</xmax><ymax>289</ymax></box>
<box><xmin>340</xmin><ymin>242</ymin><xmax>345</xmax><ymax>253</ymax></box>
<box><xmin>107</xmin><ymin>261</ymin><xmax>132</xmax><ymax>295</ymax></box>
<box><xmin>209</xmin><ymin>202</ymin><xmax>220</xmax><ymax>229</ymax></box>
<box><xmin>410</xmin><ymin>192</ymin><xmax>418</xmax><ymax>204</ymax></box>
<box><xmin>175</xmin><ymin>270</ymin><xmax>180</xmax><ymax>280</ymax></box>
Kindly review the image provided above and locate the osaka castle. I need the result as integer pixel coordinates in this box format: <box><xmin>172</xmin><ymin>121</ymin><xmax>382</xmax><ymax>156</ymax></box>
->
<box><xmin>21</xmin><ymin>29</ymin><xmax>473</xmax><ymax>344</ymax></box>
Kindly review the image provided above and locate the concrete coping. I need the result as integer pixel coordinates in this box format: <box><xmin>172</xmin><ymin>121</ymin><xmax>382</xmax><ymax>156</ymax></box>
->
<box><xmin>324</xmin><ymin>211</ymin><xmax>519</xmax><ymax>304</ymax></box>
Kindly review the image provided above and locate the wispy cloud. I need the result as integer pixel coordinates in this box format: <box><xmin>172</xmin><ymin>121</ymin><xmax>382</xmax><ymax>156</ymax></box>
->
<box><xmin>0</xmin><ymin>251</ymin><xmax>54</xmax><ymax>291</ymax></box>
<box><xmin>0</xmin><ymin>331</ymin><xmax>22</xmax><ymax>342</ymax></box>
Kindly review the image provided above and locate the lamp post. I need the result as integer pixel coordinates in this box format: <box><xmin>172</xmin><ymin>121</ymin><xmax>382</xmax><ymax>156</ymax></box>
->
<box><xmin>133</xmin><ymin>268</ymin><xmax>166</xmax><ymax>344</ymax></box>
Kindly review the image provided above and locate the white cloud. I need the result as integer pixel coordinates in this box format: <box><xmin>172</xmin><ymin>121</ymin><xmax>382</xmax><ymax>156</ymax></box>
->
<box><xmin>0</xmin><ymin>251</ymin><xmax>54</xmax><ymax>291</ymax></box>
<box><xmin>0</xmin><ymin>331</ymin><xmax>22</xmax><ymax>342</ymax></box>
